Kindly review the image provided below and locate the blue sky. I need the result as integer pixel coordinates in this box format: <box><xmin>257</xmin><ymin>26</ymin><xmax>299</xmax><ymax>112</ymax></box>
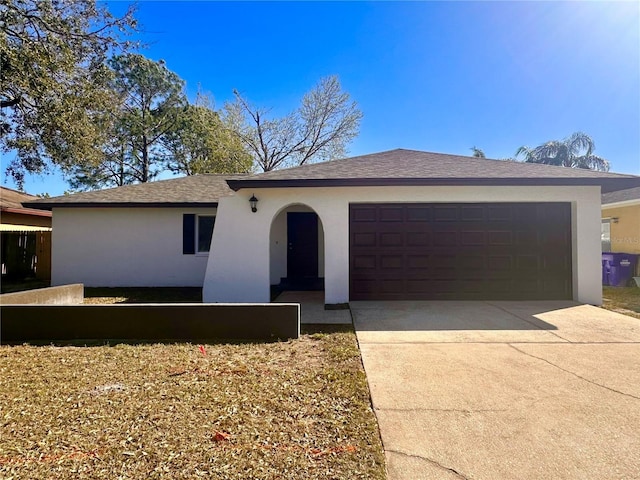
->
<box><xmin>3</xmin><ymin>1</ymin><xmax>639</xmax><ymax>196</ymax></box>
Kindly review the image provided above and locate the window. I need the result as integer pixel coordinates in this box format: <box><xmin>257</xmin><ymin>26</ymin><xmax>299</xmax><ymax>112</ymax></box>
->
<box><xmin>183</xmin><ymin>214</ymin><xmax>215</xmax><ymax>255</ymax></box>
<box><xmin>197</xmin><ymin>215</ymin><xmax>216</xmax><ymax>253</ymax></box>
<box><xmin>601</xmin><ymin>219</ymin><xmax>611</xmax><ymax>253</ymax></box>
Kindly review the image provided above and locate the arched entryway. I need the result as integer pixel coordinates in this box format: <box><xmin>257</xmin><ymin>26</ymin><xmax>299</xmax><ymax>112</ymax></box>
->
<box><xmin>269</xmin><ymin>203</ymin><xmax>325</xmax><ymax>299</ymax></box>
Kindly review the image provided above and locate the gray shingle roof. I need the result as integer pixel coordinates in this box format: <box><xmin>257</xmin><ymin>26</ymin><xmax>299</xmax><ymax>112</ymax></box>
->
<box><xmin>1</xmin><ymin>186</ymin><xmax>38</xmax><ymax>210</ymax></box>
<box><xmin>1</xmin><ymin>186</ymin><xmax>52</xmax><ymax>217</ymax></box>
<box><xmin>24</xmin><ymin>149</ymin><xmax>640</xmax><ymax>210</ymax></box>
<box><xmin>248</xmin><ymin>149</ymin><xmax>636</xmax><ymax>180</ymax></box>
<box><xmin>26</xmin><ymin>174</ymin><xmax>245</xmax><ymax>210</ymax></box>
<box><xmin>226</xmin><ymin>149</ymin><xmax>640</xmax><ymax>193</ymax></box>
<box><xmin>602</xmin><ymin>186</ymin><xmax>640</xmax><ymax>205</ymax></box>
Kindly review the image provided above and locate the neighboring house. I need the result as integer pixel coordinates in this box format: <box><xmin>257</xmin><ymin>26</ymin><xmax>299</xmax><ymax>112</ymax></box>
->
<box><xmin>1</xmin><ymin>186</ymin><xmax>52</xmax><ymax>281</ymax></box>
<box><xmin>28</xmin><ymin>149</ymin><xmax>640</xmax><ymax>306</ymax></box>
<box><xmin>601</xmin><ymin>186</ymin><xmax>640</xmax><ymax>255</ymax></box>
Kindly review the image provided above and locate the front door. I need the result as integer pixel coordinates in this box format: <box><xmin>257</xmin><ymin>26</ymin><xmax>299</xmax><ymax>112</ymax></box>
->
<box><xmin>287</xmin><ymin>212</ymin><xmax>318</xmax><ymax>280</ymax></box>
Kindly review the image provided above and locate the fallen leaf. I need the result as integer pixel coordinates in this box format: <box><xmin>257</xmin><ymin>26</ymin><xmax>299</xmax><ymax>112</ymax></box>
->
<box><xmin>212</xmin><ymin>431</ymin><xmax>231</xmax><ymax>442</ymax></box>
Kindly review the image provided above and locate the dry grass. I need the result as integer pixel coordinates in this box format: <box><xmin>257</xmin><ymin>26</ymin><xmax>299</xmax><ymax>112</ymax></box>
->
<box><xmin>0</xmin><ymin>334</ymin><xmax>385</xmax><ymax>479</ymax></box>
<box><xmin>83</xmin><ymin>287</ymin><xmax>202</xmax><ymax>304</ymax></box>
<box><xmin>602</xmin><ymin>286</ymin><xmax>640</xmax><ymax>319</ymax></box>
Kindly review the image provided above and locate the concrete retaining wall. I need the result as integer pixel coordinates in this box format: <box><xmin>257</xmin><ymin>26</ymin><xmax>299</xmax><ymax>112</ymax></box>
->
<box><xmin>0</xmin><ymin>303</ymin><xmax>299</xmax><ymax>342</ymax></box>
<box><xmin>0</xmin><ymin>284</ymin><xmax>84</xmax><ymax>305</ymax></box>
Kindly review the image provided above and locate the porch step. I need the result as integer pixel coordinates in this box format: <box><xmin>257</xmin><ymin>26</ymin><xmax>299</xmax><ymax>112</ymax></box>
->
<box><xmin>278</xmin><ymin>277</ymin><xmax>324</xmax><ymax>291</ymax></box>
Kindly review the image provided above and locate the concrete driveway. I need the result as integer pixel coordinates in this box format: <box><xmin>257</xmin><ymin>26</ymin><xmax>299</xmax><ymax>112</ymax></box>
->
<box><xmin>352</xmin><ymin>301</ymin><xmax>640</xmax><ymax>480</ymax></box>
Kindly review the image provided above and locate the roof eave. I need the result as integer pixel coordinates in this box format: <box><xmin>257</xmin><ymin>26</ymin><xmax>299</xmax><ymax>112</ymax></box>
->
<box><xmin>21</xmin><ymin>201</ymin><xmax>219</xmax><ymax>211</ymax></box>
<box><xmin>602</xmin><ymin>199</ymin><xmax>640</xmax><ymax>209</ymax></box>
<box><xmin>0</xmin><ymin>206</ymin><xmax>53</xmax><ymax>217</ymax></box>
<box><xmin>226</xmin><ymin>177</ymin><xmax>640</xmax><ymax>193</ymax></box>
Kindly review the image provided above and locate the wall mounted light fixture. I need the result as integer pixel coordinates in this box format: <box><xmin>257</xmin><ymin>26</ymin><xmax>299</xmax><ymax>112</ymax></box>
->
<box><xmin>249</xmin><ymin>194</ymin><xmax>258</xmax><ymax>213</ymax></box>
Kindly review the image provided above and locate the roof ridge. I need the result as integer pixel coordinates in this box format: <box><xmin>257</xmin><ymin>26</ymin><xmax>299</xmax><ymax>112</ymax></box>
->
<box><xmin>248</xmin><ymin>148</ymin><xmax>638</xmax><ymax>179</ymax></box>
<box><xmin>248</xmin><ymin>148</ymin><xmax>413</xmax><ymax>177</ymax></box>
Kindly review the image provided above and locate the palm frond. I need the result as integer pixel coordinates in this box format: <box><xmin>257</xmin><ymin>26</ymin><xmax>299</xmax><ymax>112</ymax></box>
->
<box><xmin>516</xmin><ymin>133</ymin><xmax>608</xmax><ymax>171</ymax></box>
<box><xmin>566</xmin><ymin>131</ymin><xmax>594</xmax><ymax>157</ymax></box>
<box><xmin>514</xmin><ymin>145</ymin><xmax>531</xmax><ymax>160</ymax></box>
<box><xmin>573</xmin><ymin>154</ymin><xmax>610</xmax><ymax>172</ymax></box>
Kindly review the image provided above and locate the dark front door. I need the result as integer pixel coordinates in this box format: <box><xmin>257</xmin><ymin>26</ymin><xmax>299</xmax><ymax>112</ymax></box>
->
<box><xmin>287</xmin><ymin>212</ymin><xmax>319</xmax><ymax>280</ymax></box>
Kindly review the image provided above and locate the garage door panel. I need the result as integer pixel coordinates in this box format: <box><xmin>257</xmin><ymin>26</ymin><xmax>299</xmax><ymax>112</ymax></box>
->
<box><xmin>380</xmin><ymin>255</ymin><xmax>403</xmax><ymax>269</ymax></box>
<box><xmin>353</xmin><ymin>232</ymin><xmax>376</xmax><ymax>247</ymax></box>
<box><xmin>460</xmin><ymin>231</ymin><xmax>485</xmax><ymax>245</ymax></box>
<box><xmin>407</xmin><ymin>206</ymin><xmax>432</xmax><ymax>221</ymax></box>
<box><xmin>380</xmin><ymin>232</ymin><xmax>403</xmax><ymax>246</ymax></box>
<box><xmin>407</xmin><ymin>232</ymin><xmax>431</xmax><ymax>246</ymax></box>
<box><xmin>434</xmin><ymin>231</ymin><xmax>457</xmax><ymax>246</ymax></box>
<box><xmin>460</xmin><ymin>206</ymin><xmax>485</xmax><ymax>221</ymax></box>
<box><xmin>434</xmin><ymin>206</ymin><xmax>459</xmax><ymax>221</ymax></box>
<box><xmin>407</xmin><ymin>255</ymin><xmax>430</xmax><ymax>268</ymax></box>
<box><xmin>541</xmin><ymin>230</ymin><xmax>571</xmax><ymax>246</ymax></box>
<box><xmin>517</xmin><ymin>255</ymin><xmax>539</xmax><ymax>270</ymax></box>
<box><xmin>353</xmin><ymin>255</ymin><xmax>376</xmax><ymax>270</ymax></box>
<box><xmin>352</xmin><ymin>279</ymin><xmax>376</xmax><ymax>294</ymax></box>
<box><xmin>485</xmin><ymin>278</ymin><xmax>514</xmax><ymax>292</ymax></box>
<box><xmin>513</xmin><ymin>278</ymin><xmax>540</xmax><ymax>293</ymax></box>
<box><xmin>379</xmin><ymin>207</ymin><xmax>404</xmax><ymax>222</ymax></box>
<box><xmin>459</xmin><ymin>255</ymin><xmax>486</xmax><ymax>270</ymax></box>
<box><xmin>380</xmin><ymin>279</ymin><xmax>404</xmax><ymax>293</ymax></box>
<box><xmin>487</xmin><ymin>205</ymin><xmax>514</xmax><ymax>221</ymax></box>
<box><xmin>351</xmin><ymin>209</ymin><xmax>376</xmax><ymax>223</ymax></box>
<box><xmin>432</xmin><ymin>254</ymin><xmax>457</xmax><ymax>268</ymax></box>
<box><xmin>458</xmin><ymin>279</ymin><xmax>488</xmax><ymax>293</ymax></box>
<box><xmin>516</xmin><ymin>230</ymin><xmax>539</xmax><ymax>246</ymax></box>
<box><xmin>487</xmin><ymin>255</ymin><xmax>513</xmax><ymax>271</ymax></box>
<box><xmin>350</xmin><ymin>203</ymin><xmax>572</xmax><ymax>301</ymax></box>
<box><xmin>541</xmin><ymin>253</ymin><xmax>571</xmax><ymax>270</ymax></box>
<box><xmin>542</xmin><ymin>278</ymin><xmax>571</xmax><ymax>294</ymax></box>
<box><xmin>487</xmin><ymin>231</ymin><xmax>513</xmax><ymax>245</ymax></box>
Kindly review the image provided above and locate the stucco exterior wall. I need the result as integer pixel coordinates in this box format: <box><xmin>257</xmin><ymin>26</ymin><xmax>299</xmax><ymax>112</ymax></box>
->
<box><xmin>203</xmin><ymin>186</ymin><xmax>602</xmax><ymax>305</ymax></box>
<box><xmin>52</xmin><ymin>207</ymin><xmax>216</xmax><ymax>287</ymax></box>
<box><xmin>602</xmin><ymin>204</ymin><xmax>640</xmax><ymax>254</ymax></box>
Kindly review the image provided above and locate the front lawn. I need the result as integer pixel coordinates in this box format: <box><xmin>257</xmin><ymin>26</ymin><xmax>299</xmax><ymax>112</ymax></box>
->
<box><xmin>0</xmin><ymin>334</ymin><xmax>385</xmax><ymax>479</ymax></box>
<box><xmin>602</xmin><ymin>286</ymin><xmax>640</xmax><ymax>319</ymax></box>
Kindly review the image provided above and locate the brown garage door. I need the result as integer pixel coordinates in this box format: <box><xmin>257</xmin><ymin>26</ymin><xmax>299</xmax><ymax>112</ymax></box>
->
<box><xmin>350</xmin><ymin>203</ymin><xmax>572</xmax><ymax>300</ymax></box>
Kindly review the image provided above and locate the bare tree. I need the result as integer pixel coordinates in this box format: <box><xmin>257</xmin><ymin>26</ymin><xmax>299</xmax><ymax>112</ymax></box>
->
<box><xmin>227</xmin><ymin>76</ymin><xmax>362</xmax><ymax>172</ymax></box>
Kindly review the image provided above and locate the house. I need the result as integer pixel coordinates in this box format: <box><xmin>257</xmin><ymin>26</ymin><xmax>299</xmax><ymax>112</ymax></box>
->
<box><xmin>1</xmin><ymin>186</ymin><xmax>52</xmax><ymax>282</ymax></box>
<box><xmin>601</xmin><ymin>186</ymin><xmax>640</xmax><ymax>255</ymax></box>
<box><xmin>28</xmin><ymin>149</ymin><xmax>640</xmax><ymax>305</ymax></box>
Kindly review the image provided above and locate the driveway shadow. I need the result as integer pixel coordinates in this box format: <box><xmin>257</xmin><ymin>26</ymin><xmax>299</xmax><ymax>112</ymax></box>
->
<box><xmin>349</xmin><ymin>300</ymin><xmax>577</xmax><ymax>332</ymax></box>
